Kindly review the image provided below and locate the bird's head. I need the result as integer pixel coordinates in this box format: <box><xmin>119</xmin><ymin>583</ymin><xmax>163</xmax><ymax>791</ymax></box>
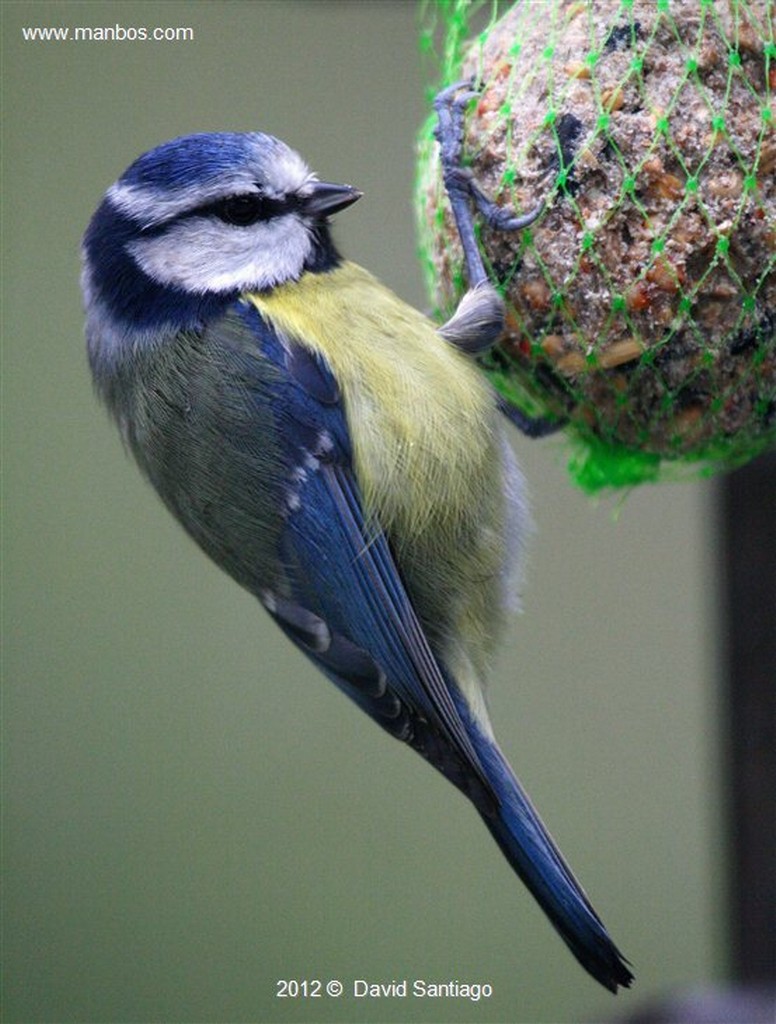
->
<box><xmin>81</xmin><ymin>131</ymin><xmax>361</xmax><ymax>334</ymax></box>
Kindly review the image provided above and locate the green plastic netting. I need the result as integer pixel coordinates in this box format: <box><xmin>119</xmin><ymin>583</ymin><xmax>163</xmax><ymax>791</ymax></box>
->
<box><xmin>416</xmin><ymin>0</ymin><xmax>775</xmax><ymax>492</ymax></box>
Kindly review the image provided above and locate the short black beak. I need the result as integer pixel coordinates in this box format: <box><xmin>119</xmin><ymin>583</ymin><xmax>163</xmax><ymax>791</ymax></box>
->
<box><xmin>305</xmin><ymin>180</ymin><xmax>362</xmax><ymax>219</ymax></box>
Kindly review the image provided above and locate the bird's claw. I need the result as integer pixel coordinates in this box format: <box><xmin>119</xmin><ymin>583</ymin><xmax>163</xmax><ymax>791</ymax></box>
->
<box><xmin>433</xmin><ymin>78</ymin><xmax>479</xmax><ymax>169</ymax></box>
<box><xmin>434</xmin><ymin>78</ymin><xmax>545</xmax><ymax>287</ymax></box>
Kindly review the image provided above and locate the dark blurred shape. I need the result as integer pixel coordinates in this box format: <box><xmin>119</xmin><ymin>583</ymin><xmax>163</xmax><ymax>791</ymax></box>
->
<box><xmin>719</xmin><ymin>453</ymin><xmax>776</xmax><ymax>983</ymax></box>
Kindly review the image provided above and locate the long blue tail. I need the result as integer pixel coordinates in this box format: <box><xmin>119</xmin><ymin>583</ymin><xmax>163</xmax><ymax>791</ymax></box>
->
<box><xmin>465</xmin><ymin>712</ymin><xmax>633</xmax><ymax>992</ymax></box>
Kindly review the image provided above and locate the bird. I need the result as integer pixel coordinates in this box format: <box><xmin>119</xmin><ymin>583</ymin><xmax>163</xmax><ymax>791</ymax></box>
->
<box><xmin>81</xmin><ymin>121</ymin><xmax>633</xmax><ymax>993</ymax></box>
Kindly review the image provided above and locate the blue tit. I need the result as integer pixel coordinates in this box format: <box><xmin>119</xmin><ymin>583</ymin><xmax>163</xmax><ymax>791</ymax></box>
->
<box><xmin>82</xmin><ymin>129</ymin><xmax>632</xmax><ymax>993</ymax></box>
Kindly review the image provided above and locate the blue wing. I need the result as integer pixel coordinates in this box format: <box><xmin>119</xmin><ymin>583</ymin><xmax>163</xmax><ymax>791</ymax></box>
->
<box><xmin>241</xmin><ymin>304</ymin><xmax>496</xmax><ymax>806</ymax></box>
<box><xmin>228</xmin><ymin>302</ymin><xmax>632</xmax><ymax>992</ymax></box>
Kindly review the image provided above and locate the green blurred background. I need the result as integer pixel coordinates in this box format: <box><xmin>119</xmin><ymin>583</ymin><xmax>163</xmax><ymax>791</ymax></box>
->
<box><xmin>3</xmin><ymin>2</ymin><xmax>722</xmax><ymax>1021</ymax></box>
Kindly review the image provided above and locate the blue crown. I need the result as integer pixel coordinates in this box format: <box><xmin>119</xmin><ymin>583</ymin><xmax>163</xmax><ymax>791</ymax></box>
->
<box><xmin>118</xmin><ymin>132</ymin><xmax>281</xmax><ymax>191</ymax></box>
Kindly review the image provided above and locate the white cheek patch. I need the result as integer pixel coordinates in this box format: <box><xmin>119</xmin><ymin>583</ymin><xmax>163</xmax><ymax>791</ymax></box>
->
<box><xmin>127</xmin><ymin>214</ymin><xmax>314</xmax><ymax>293</ymax></box>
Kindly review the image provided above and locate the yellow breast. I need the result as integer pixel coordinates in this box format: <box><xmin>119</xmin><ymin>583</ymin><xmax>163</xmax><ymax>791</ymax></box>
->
<box><xmin>246</xmin><ymin>261</ymin><xmax>500</xmax><ymax>544</ymax></box>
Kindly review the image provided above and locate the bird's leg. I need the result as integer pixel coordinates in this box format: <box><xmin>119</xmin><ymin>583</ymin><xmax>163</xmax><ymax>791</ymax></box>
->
<box><xmin>434</xmin><ymin>80</ymin><xmax>564</xmax><ymax>438</ymax></box>
<box><xmin>433</xmin><ymin>80</ymin><xmax>544</xmax><ymax>290</ymax></box>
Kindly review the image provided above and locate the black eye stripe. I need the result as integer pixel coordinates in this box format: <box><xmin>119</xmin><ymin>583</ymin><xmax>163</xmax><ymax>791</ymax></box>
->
<box><xmin>201</xmin><ymin>192</ymin><xmax>300</xmax><ymax>226</ymax></box>
<box><xmin>133</xmin><ymin>192</ymin><xmax>302</xmax><ymax>237</ymax></box>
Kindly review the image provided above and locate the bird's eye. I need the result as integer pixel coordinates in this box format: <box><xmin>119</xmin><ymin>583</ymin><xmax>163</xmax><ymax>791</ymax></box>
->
<box><xmin>214</xmin><ymin>194</ymin><xmax>272</xmax><ymax>226</ymax></box>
